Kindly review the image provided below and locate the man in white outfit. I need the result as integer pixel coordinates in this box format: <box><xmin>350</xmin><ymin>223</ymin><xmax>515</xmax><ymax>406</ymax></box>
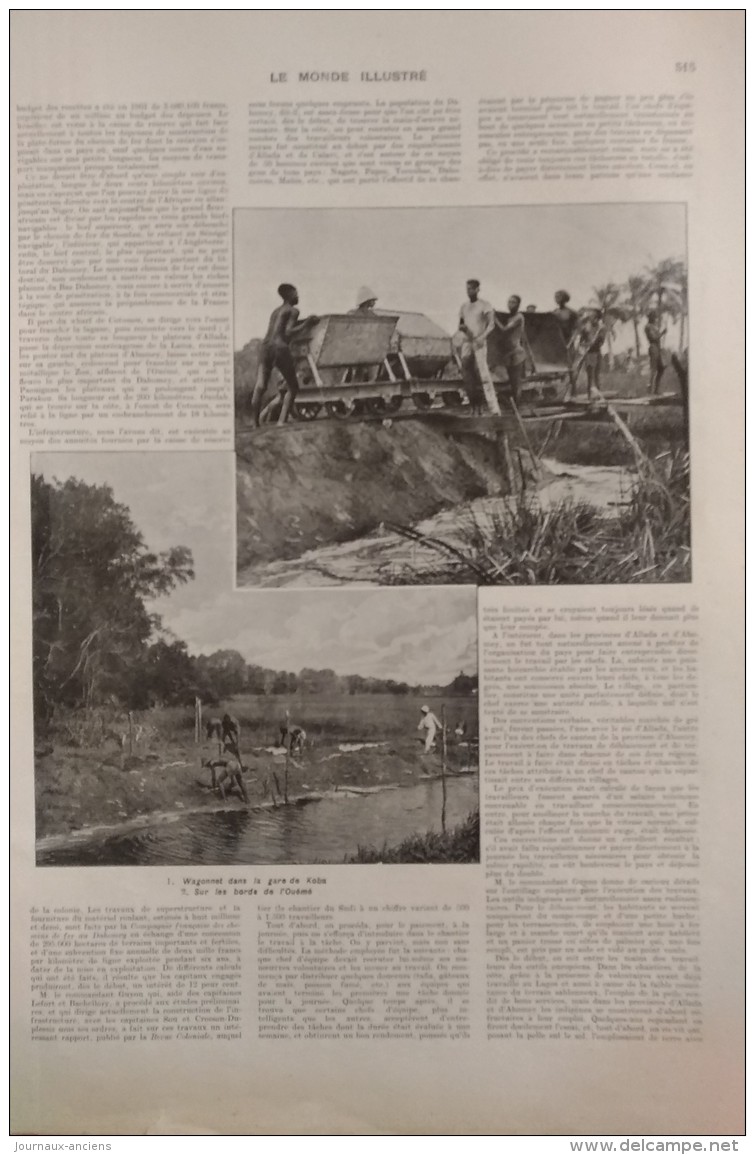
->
<box><xmin>457</xmin><ymin>279</ymin><xmax>502</xmax><ymax>416</ymax></box>
<box><xmin>417</xmin><ymin>704</ymin><xmax>442</xmax><ymax>753</ymax></box>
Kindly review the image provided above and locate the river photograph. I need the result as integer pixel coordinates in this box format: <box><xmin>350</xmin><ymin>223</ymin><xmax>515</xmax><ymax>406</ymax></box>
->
<box><xmin>31</xmin><ymin>449</ymin><xmax>479</xmax><ymax>866</ymax></box>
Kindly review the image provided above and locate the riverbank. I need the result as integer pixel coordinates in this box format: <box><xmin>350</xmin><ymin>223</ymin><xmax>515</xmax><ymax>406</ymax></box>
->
<box><xmin>36</xmin><ymin>769</ymin><xmax>479</xmax><ymax>858</ymax></box>
<box><xmin>347</xmin><ymin>808</ymin><xmax>480</xmax><ymax>864</ymax></box>
<box><xmin>35</xmin><ymin>706</ymin><xmax>479</xmax><ymax>844</ymax></box>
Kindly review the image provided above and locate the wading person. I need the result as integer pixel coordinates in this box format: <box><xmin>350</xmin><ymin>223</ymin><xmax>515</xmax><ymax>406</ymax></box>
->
<box><xmin>644</xmin><ymin>309</ymin><xmax>667</xmax><ymax>396</ymax></box>
<box><xmin>417</xmin><ymin>704</ymin><xmax>442</xmax><ymax>754</ymax></box>
<box><xmin>250</xmin><ymin>283</ymin><xmax>319</xmax><ymax>427</ymax></box>
<box><xmin>457</xmin><ymin>279</ymin><xmax>502</xmax><ymax>416</ymax></box>
<box><xmin>495</xmin><ymin>294</ymin><xmax>528</xmax><ymax>405</ymax></box>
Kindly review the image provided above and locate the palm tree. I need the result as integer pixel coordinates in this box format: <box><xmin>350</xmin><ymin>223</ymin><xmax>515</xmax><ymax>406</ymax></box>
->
<box><xmin>587</xmin><ymin>282</ymin><xmax>626</xmax><ymax>370</ymax></box>
<box><xmin>622</xmin><ymin>274</ymin><xmax>646</xmax><ymax>359</ymax></box>
<box><xmin>642</xmin><ymin>257</ymin><xmax>688</xmax><ymax>350</ymax></box>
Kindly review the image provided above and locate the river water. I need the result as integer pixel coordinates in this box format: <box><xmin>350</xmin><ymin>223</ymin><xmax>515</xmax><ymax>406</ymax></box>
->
<box><xmin>38</xmin><ymin>776</ymin><xmax>479</xmax><ymax>867</ymax></box>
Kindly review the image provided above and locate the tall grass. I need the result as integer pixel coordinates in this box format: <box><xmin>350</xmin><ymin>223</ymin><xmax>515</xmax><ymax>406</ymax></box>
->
<box><xmin>347</xmin><ymin>809</ymin><xmax>480</xmax><ymax>864</ymax></box>
<box><xmin>388</xmin><ymin>449</ymin><xmax>690</xmax><ymax>585</ymax></box>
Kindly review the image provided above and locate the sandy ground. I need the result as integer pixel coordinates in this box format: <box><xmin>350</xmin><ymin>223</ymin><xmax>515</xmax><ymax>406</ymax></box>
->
<box><xmin>237</xmin><ymin>457</ymin><xmax>635</xmax><ymax>586</ymax></box>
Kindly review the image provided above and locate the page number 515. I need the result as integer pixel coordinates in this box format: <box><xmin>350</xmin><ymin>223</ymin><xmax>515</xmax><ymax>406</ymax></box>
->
<box><xmin>675</xmin><ymin>61</ymin><xmax>696</xmax><ymax>72</ymax></box>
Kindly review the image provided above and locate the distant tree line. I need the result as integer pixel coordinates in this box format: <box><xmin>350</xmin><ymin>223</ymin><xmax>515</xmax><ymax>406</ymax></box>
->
<box><xmin>131</xmin><ymin>645</ymin><xmax>475</xmax><ymax>708</ymax></box>
<box><xmin>586</xmin><ymin>256</ymin><xmax>688</xmax><ymax>368</ymax></box>
<box><xmin>31</xmin><ymin>474</ymin><xmax>476</xmax><ymax>725</ymax></box>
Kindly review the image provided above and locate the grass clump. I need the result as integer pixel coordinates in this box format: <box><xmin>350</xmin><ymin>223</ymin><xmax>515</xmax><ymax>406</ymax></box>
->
<box><xmin>347</xmin><ymin>809</ymin><xmax>480</xmax><ymax>864</ymax></box>
<box><xmin>388</xmin><ymin>449</ymin><xmax>690</xmax><ymax>586</ymax></box>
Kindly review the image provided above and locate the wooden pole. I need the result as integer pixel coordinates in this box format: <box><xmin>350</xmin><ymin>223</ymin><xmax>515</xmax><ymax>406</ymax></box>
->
<box><xmin>284</xmin><ymin>744</ymin><xmax>290</xmax><ymax>805</ymax></box>
<box><xmin>509</xmin><ymin>396</ymin><xmax>541</xmax><ymax>470</ymax></box>
<box><xmin>440</xmin><ymin>705</ymin><xmax>448</xmax><ymax>834</ymax></box>
<box><xmin>497</xmin><ymin>431</ymin><xmax>517</xmax><ymax>496</ymax></box>
<box><xmin>194</xmin><ymin>697</ymin><xmax>202</xmax><ymax>744</ymax></box>
<box><xmin>538</xmin><ymin>416</ymin><xmax>563</xmax><ymax>458</ymax></box>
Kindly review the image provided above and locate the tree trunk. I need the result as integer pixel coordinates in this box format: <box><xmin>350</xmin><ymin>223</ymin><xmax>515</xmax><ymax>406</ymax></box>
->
<box><xmin>679</xmin><ymin>311</ymin><xmax>686</xmax><ymax>352</ymax></box>
<box><xmin>607</xmin><ymin>330</ymin><xmax>615</xmax><ymax>371</ymax></box>
<box><xmin>633</xmin><ymin>319</ymin><xmax>641</xmax><ymax>359</ymax></box>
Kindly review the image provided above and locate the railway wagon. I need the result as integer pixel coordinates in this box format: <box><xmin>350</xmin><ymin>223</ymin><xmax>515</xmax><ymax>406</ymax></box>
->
<box><xmin>283</xmin><ymin>309</ymin><xmax>571</xmax><ymax>422</ymax></box>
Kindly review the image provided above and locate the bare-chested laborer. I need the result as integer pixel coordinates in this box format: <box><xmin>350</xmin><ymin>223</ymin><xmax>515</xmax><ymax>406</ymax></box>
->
<box><xmin>279</xmin><ymin>710</ymin><xmax>306</xmax><ymax>755</ymax></box>
<box><xmin>250</xmin><ymin>284</ymin><xmax>319</xmax><ymax>427</ymax></box>
<box><xmin>221</xmin><ymin>712</ymin><xmax>240</xmax><ymax>746</ymax></box>
<box><xmin>205</xmin><ymin>757</ymin><xmax>249</xmax><ymax>803</ymax></box>
<box><xmin>578</xmin><ymin>311</ymin><xmax>606</xmax><ymax>401</ymax></box>
<box><xmin>494</xmin><ymin>295</ymin><xmax>527</xmax><ymax>405</ymax></box>
<box><xmin>206</xmin><ymin>712</ymin><xmax>242</xmax><ymax>764</ymax></box>
<box><xmin>206</xmin><ymin>716</ymin><xmax>223</xmax><ymax>742</ymax></box>
<box><xmin>552</xmin><ymin>290</ymin><xmax>579</xmax><ymax>347</ymax></box>
<box><xmin>552</xmin><ymin>290</ymin><xmax>580</xmax><ymax>397</ymax></box>
<box><xmin>644</xmin><ymin>309</ymin><xmax>667</xmax><ymax>396</ymax></box>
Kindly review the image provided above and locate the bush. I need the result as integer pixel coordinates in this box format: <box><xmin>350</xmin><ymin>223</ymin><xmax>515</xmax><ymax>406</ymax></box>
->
<box><xmin>347</xmin><ymin>809</ymin><xmax>480</xmax><ymax>863</ymax></box>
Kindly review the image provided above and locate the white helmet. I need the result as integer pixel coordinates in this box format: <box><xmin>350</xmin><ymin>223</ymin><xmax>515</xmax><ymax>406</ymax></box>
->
<box><xmin>356</xmin><ymin>285</ymin><xmax>378</xmax><ymax>308</ymax></box>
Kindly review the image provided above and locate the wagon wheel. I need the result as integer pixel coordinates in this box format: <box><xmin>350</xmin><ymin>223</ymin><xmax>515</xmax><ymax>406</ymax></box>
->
<box><xmin>292</xmin><ymin>401</ymin><xmax>322</xmax><ymax>421</ymax></box>
<box><xmin>412</xmin><ymin>392</ymin><xmax>433</xmax><ymax>411</ymax></box>
<box><xmin>441</xmin><ymin>390</ymin><xmax>463</xmax><ymax>409</ymax></box>
<box><xmin>363</xmin><ymin>396</ymin><xmax>402</xmax><ymax>416</ymax></box>
<box><xmin>324</xmin><ymin>399</ymin><xmax>357</xmax><ymax>419</ymax></box>
<box><xmin>362</xmin><ymin>397</ymin><xmax>387</xmax><ymax>416</ymax></box>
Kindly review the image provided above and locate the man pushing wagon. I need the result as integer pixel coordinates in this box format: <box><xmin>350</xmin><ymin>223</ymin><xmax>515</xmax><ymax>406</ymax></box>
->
<box><xmin>250</xmin><ymin>283</ymin><xmax>320</xmax><ymax>427</ymax></box>
<box><xmin>457</xmin><ymin>279</ymin><xmax>502</xmax><ymax>417</ymax></box>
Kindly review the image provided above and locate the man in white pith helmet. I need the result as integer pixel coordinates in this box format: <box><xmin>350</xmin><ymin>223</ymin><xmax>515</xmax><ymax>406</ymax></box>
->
<box><xmin>351</xmin><ymin>286</ymin><xmax>379</xmax><ymax>314</ymax></box>
<box><xmin>417</xmin><ymin>704</ymin><xmax>442</xmax><ymax>754</ymax></box>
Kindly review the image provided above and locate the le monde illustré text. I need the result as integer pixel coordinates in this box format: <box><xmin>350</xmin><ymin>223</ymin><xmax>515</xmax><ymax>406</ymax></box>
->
<box><xmin>270</xmin><ymin>70</ymin><xmax>428</xmax><ymax>84</ymax></box>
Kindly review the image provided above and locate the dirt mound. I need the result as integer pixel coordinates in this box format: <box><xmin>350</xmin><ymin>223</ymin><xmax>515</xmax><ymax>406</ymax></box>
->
<box><xmin>236</xmin><ymin>418</ymin><xmax>509</xmax><ymax>573</ymax></box>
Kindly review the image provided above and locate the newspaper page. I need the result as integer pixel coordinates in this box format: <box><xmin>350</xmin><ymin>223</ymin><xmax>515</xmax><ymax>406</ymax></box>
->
<box><xmin>10</xmin><ymin>10</ymin><xmax>744</xmax><ymax>1140</ymax></box>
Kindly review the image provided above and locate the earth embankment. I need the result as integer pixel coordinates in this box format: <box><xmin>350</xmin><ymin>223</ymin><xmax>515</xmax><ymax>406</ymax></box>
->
<box><xmin>236</xmin><ymin>418</ymin><xmax>510</xmax><ymax>570</ymax></box>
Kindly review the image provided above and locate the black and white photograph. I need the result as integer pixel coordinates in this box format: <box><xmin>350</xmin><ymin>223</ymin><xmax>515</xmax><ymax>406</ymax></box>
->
<box><xmin>234</xmin><ymin>203</ymin><xmax>690</xmax><ymax>587</ymax></box>
<box><xmin>32</xmin><ymin>452</ymin><xmax>479</xmax><ymax>868</ymax></box>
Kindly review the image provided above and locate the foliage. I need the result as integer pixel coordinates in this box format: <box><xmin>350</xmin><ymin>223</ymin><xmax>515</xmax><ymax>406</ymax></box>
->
<box><xmin>386</xmin><ymin>448</ymin><xmax>691</xmax><ymax>586</ymax></box>
<box><xmin>31</xmin><ymin>474</ymin><xmax>194</xmax><ymax>722</ymax></box>
<box><xmin>195</xmin><ymin>649</ymin><xmax>248</xmax><ymax>701</ymax></box>
<box><xmin>347</xmin><ymin>809</ymin><xmax>480</xmax><ymax>863</ymax></box>
<box><xmin>134</xmin><ymin>639</ymin><xmax>198</xmax><ymax>708</ymax></box>
<box><xmin>31</xmin><ymin>471</ymin><xmax>472</xmax><ymax>720</ymax></box>
<box><xmin>585</xmin><ymin>282</ymin><xmax>628</xmax><ymax>369</ymax></box>
<box><xmin>622</xmin><ymin>274</ymin><xmax>647</xmax><ymax>358</ymax></box>
<box><xmin>641</xmin><ymin>257</ymin><xmax>688</xmax><ymax>349</ymax></box>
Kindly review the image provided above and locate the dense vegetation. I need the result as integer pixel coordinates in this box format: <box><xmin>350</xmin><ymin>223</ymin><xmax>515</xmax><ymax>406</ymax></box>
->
<box><xmin>32</xmin><ymin>474</ymin><xmax>476</xmax><ymax>728</ymax></box>
<box><xmin>348</xmin><ymin>809</ymin><xmax>480</xmax><ymax>864</ymax></box>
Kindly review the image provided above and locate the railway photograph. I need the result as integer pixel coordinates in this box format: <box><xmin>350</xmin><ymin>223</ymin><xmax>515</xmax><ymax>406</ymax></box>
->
<box><xmin>31</xmin><ymin>452</ymin><xmax>479</xmax><ymax>867</ymax></box>
<box><xmin>234</xmin><ymin>203</ymin><xmax>690</xmax><ymax>587</ymax></box>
